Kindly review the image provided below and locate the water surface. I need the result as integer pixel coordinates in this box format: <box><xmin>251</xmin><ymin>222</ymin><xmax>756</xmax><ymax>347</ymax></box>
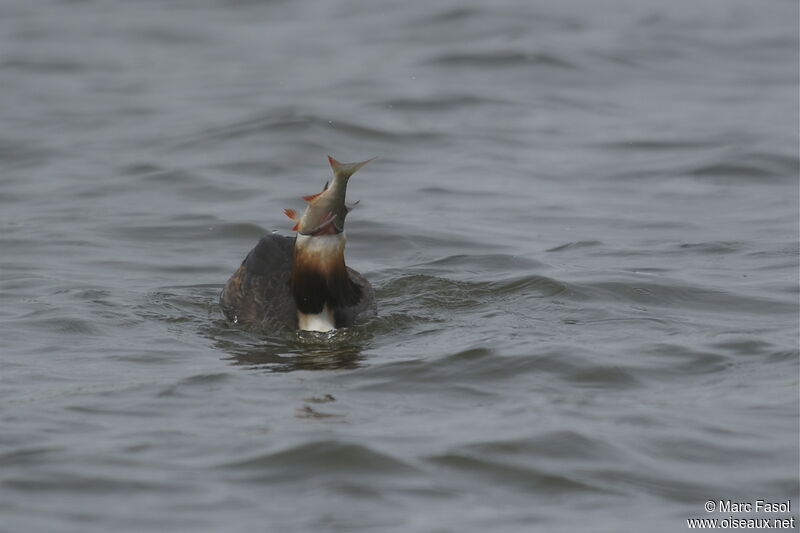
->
<box><xmin>1</xmin><ymin>0</ymin><xmax>798</xmax><ymax>531</ymax></box>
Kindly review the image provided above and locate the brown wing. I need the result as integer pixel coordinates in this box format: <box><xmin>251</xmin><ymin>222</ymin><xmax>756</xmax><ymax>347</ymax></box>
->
<box><xmin>219</xmin><ymin>234</ymin><xmax>297</xmax><ymax>331</ymax></box>
<box><xmin>334</xmin><ymin>267</ymin><xmax>377</xmax><ymax>328</ymax></box>
<box><xmin>220</xmin><ymin>233</ymin><xmax>376</xmax><ymax>331</ymax></box>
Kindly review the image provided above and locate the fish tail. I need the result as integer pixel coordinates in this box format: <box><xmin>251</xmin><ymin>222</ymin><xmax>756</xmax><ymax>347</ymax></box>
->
<box><xmin>327</xmin><ymin>155</ymin><xmax>375</xmax><ymax>181</ymax></box>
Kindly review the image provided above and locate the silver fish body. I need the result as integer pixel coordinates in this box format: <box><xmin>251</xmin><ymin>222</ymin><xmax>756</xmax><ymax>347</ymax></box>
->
<box><xmin>292</xmin><ymin>156</ymin><xmax>373</xmax><ymax>235</ymax></box>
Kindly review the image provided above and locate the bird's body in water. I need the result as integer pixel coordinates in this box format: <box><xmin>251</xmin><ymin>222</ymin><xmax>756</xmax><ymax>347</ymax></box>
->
<box><xmin>220</xmin><ymin>157</ymin><xmax>376</xmax><ymax>332</ymax></box>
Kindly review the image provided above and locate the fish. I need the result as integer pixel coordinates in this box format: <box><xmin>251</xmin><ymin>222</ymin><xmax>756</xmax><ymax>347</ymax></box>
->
<box><xmin>283</xmin><ymin>156</ymin><xmax>373</xmax><ymax>235</ymax></box>
<box><xmin>220</xmin><ymin>156</ymin><xmax>376</xmax><ymax>333</ymax></box>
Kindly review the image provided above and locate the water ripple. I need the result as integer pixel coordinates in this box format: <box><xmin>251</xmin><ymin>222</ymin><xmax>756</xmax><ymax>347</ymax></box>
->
<box><xmin>426</xmin><ymin>453</ymin><xmax>602</xmax><ymax>494</ymax></box>
<box><xmin>174</xmin><ymin>111</ymin><xmax>442</xmax><ymax>150</ymax></box>
<box><xmin>222</xmin><ymin>440</ymin><xmax>420</xmax><ymax>478</ymax></box>
<box><xmin>429</xmin><ymin>50</ymin><xmax>577</xmax><ymax>69</ymax></box>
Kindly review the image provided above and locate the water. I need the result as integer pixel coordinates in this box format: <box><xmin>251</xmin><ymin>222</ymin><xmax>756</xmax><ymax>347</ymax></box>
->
<box><xmin>1</xmin><ymin>0</ymin><xmax>798</xmax><ymax>531</ymax></box>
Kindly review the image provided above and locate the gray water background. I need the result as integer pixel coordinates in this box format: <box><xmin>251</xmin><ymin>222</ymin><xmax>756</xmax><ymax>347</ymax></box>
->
<box><xmin>1</xmin><ymin>0</ymin><xmax>798</xmax><ymax>531</ymax></box>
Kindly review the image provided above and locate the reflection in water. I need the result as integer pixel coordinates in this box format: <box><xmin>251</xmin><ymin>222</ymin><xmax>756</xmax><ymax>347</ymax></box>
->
<box><xmin>223</xmin><ymin>342</ymin><xmax>365</xmax><ymax>372</ymax></box>
<box><xmin>211</xmin><ymin>322</ymin><xmax>370</xmax><ymax>372</ymax></box>
<box><xmin>150</xmin><ymin>284</ymin><xmax>373</xmax><ymax>372</ymax></box>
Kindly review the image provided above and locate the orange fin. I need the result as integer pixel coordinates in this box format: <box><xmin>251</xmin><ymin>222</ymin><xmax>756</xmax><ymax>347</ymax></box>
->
<box><xmin>302</xmin><ymin>189</ymin><xmax>325</xmax><ymax>202</ymax></box>
<box><xmin>291</xmin><ymin>222</ymin><xmax>300</xmax><ymax>231</ymax></box>
<box><xmin>283</xmin><ymin>208</ymin><xmax>298</xmax><ymax>220</ymax></box>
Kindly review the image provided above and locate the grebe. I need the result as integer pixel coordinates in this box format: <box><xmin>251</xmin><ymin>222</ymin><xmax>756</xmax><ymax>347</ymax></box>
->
<box><xmin>220</xmin><ymin>156</ymin><xmax>376</xmax><ymax>332</ymax></box>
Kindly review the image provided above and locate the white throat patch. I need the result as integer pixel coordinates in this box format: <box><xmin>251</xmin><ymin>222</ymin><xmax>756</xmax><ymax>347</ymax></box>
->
<box><xmin>297</xmin><ymin>303</ymin><xmax>335</xmax><ymax>332</ymax></box>
<box><xmin>295</xmin><ymin>232</ymin><xmax>346</xmax><ymax>256</ymax></box>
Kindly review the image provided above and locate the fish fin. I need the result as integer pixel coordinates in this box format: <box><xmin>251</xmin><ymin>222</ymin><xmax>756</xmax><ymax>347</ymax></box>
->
<box><xmin>302</xmin><ymin>191</ymin><xmax>324</xmax><ymax>202</ymax></box>
<box><xmin>328</xmin><ymin>155</ymin><xmax>375</xmax><ymax>181</ymax></box>
<box><xmin>302</xmin><ymin>182</ymin><xmax>329</xmax><ymax>202</ymax></box>
<box><xmin>346</xmin><ymin>200</ymin><xmax>360</xmax><ymax>212</ymax></box>
<box><xmin>285</xmin><ymin>208</ymin><xmax>300</xmax><ymax>231</ymax></box>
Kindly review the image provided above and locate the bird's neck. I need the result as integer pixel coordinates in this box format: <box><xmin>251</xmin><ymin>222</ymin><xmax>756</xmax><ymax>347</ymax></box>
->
<box><xmin>291</xmin><ymin>233</ymin><xmax>355</xmax><ymax>332</ymax></box>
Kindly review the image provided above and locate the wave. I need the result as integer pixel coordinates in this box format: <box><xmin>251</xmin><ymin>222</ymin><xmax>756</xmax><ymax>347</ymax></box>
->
<box><xmin>173</xmin><ymin>110</ymin><xmax>443</xmax><ymax>150</ymax></box>
<box><xmin>374</xmin><ymin>94</ymin><xmax>511</xmax><ymax>112</ymax></box>
<box><xmin>429</xmin><ymin>50</ymin><xmax>577</xmax><ymax>69</ymax></box>
<box><xmin>220</xmin><ymin>440</ymin><xmax>419</xmax><ymax>478</ymax></box>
